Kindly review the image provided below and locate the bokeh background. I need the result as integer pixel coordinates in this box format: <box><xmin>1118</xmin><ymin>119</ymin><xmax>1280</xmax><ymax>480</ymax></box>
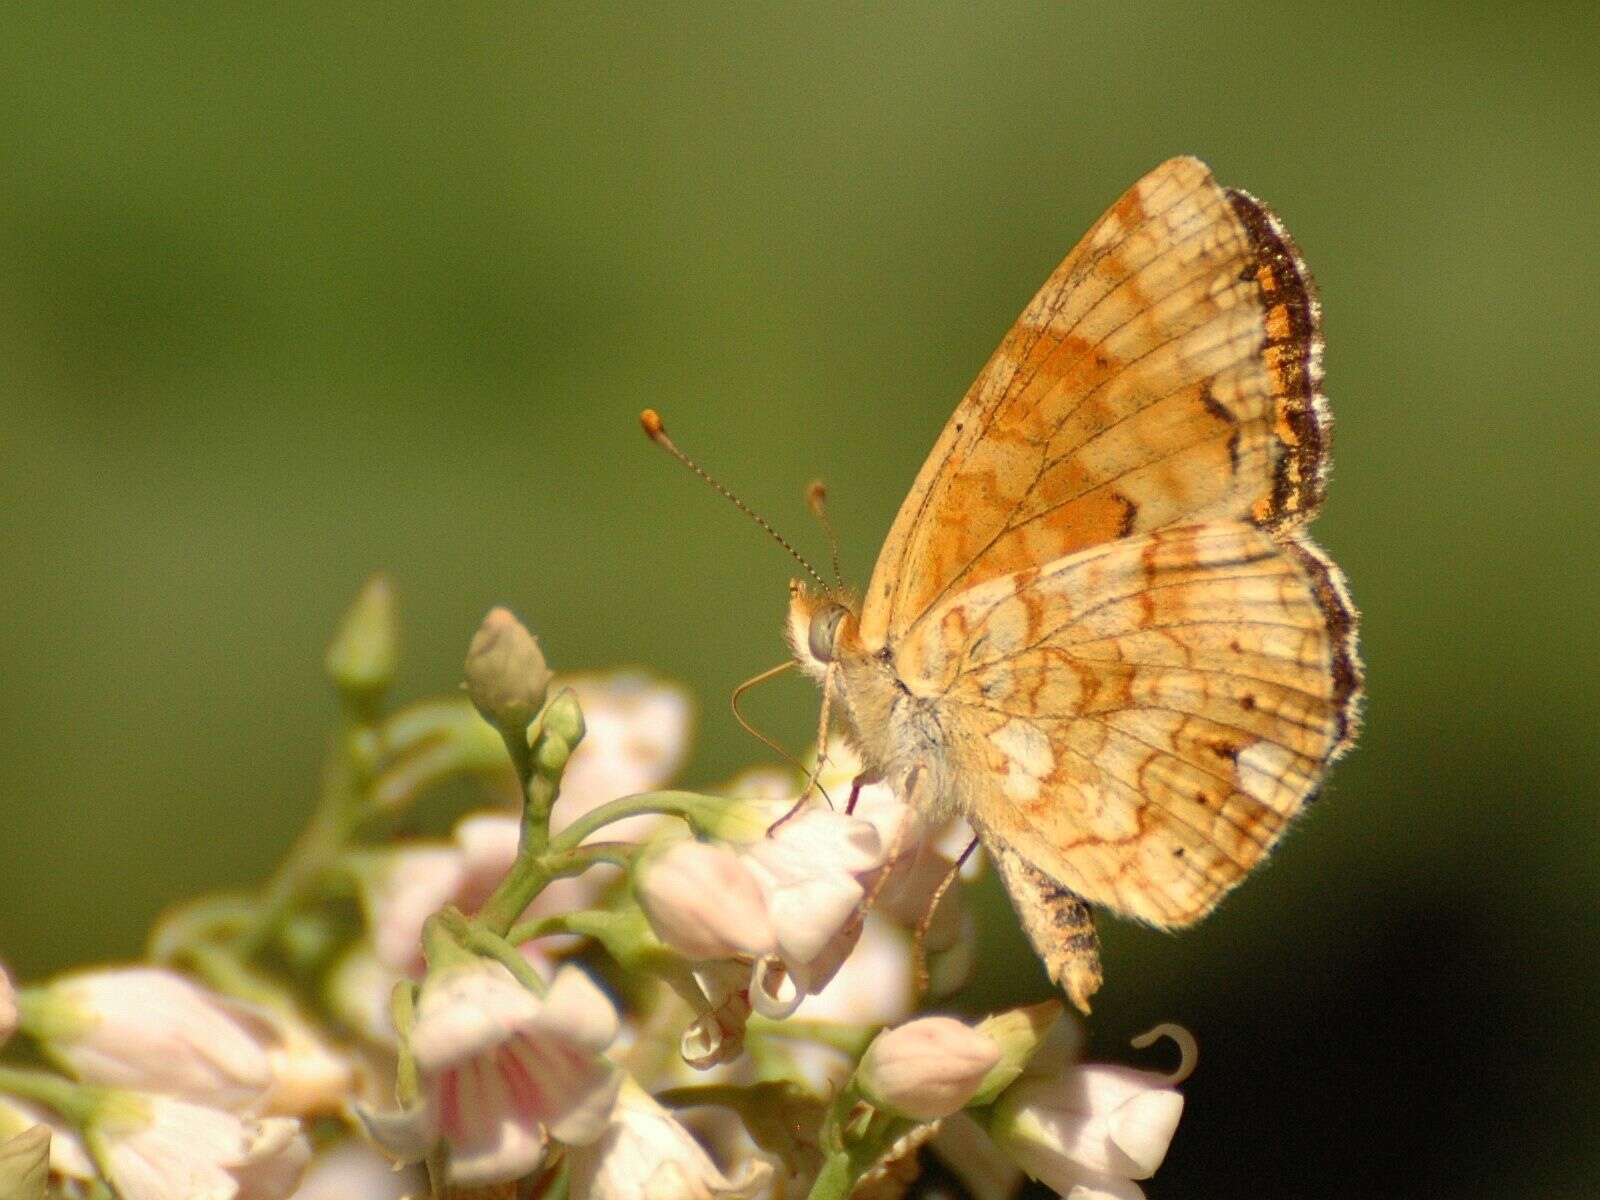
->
<box><xmin>3</xmin><ymin>5</ymin><xmax>1597</xmax><ymax>1198</ymax></box>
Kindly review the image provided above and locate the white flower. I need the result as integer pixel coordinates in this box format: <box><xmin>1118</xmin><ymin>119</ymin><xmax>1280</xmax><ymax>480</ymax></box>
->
<box><xmin>34</xmin><ymin>968</ymin><xmax>272</xmax><ymax>1111</ymax></box>
<box><xmin>569</xmin><ymin>1082</ymin><xmax>771</xmax><ymax>1200</ymax></box>
<box><xmin>87</xmin><ymin>1094</ymin><xmax>309</xmax><ymax>1200</ymax></box>
<box><xmin>0</xmin><ymin>962</ymin><xmax>15</xmax><ymax>1050</ymax></box>
<box><xmin>548</xmin><ymin>672</ymin><xmax>692</xmax><ymax>843</ymax></box>
<box><xmin>362</xmin><ymin>846</ymin><xmax>469</xmax><ymax>976</ymax></box>
<box><xmin>637</xmin><ymin>840</ymin><xmax>776</xmax><ymax>961</ymax></box>
<box><xmin>990</xmin><ymin>1063</ymin><xmax>1185</xmax><ymax>1199</ymax></box>
<box><xmin>857</xmin><ymin>1016</ymin><xmax>1001</xmax><ymax>1121</ymax></box>
<box><xmin>362</xmin><ymin>961</ymin><xmax>621</xmax><ymax>1186</ymax></box>
<box><xmin>741</xmin><ymin>809</ymin><xmax>888</xmax><ymax>1015</ymax></box>
<box><xmin>287</xmin><ymin>1141</ymin><xmax>422</xmax><ymax>1200</ymax></box>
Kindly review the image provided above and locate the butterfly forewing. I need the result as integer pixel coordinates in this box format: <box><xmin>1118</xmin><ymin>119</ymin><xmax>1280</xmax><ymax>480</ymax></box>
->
<box><xmin>859</xmin><ymin>156</ymin><xmax>1330</xmax><ymax>650</ymax></box>
<box><xmin>898</xmin><ymin>521</ymin><xmax>1356</xmax><ymax>930</ymax></box>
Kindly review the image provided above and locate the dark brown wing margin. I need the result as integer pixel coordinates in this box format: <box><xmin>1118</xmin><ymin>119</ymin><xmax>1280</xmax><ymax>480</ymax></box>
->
<box><xmin>1227</xmin><ymin>189</ymin><xmax>1330</xmax><ymax>532</ymax></box>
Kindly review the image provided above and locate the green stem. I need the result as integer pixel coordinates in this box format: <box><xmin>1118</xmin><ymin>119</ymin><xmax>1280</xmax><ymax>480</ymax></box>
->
<box><xmin>444</xmin><ymin>914</ymin><xmax>548</xmax><ymax>998</ymax></box>
<box><xmin>145</xmin><ymin>894</ymin><xmax>256</xmax><ymax>963</ymax></box>
<box><xmin>474</xmin><ymin>853</ymin><xmax>551</xmax><ymax>936</ymax></box>
<box><xmin>184</xmin><ymin>943</ymin><xmax>288</xmax><ymax>1009</ymax></box>
<box><xmin>235</xmin><ymin>722</ymin><xmax>370</xmax><ymax>958</ymax></box>
<box><xmin>475</xmin><ymin>839</ymin><xmax>636</xmax><ymax>937</ymax></box>
<box><xmin>543</xmin><ymin>791</ymin><xmax>734</xmax><ymax>859</ymax></box>
<box><xmin>806</xmin><ymin>1151</ymin><xmax>854</xmax><ymax>1200</ymax></box>
<box><xmin>0</xmin><ymin>1065</ymin><xmax>104</xmax><ymax>1127</ymax></box>
<box><xmin>748</xmin><ymin>1017</ymin><xmax>876</xmax><ymax>1057</ymax></box>
<box><xmin>799</xmin><ymin>1084</ymin><xmax>912</xmax><ymax>1200</ymax></box>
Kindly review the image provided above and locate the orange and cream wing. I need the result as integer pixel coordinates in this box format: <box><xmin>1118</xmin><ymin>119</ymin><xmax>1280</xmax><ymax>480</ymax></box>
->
<box><xmin>899</xmin><ymin>521</ymin><xmax>1359</xmax><ymax>930</ymax></box>
<box><xmin>859</xmin><ymin>156</ymin><xmax>1328</xmax><ymax>649</ymax></box>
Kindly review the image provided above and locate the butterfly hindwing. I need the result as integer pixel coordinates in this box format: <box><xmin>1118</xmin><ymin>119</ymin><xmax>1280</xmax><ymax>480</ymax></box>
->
<box><xmin>898</xmin><ymin>521</ymin><xmax>1359</xmax><ymax>930</ymax></box>
<box><xmin>859</xmin><ymin>157</ymin><xmax>1329</xmax><ymax>650</ymax></box>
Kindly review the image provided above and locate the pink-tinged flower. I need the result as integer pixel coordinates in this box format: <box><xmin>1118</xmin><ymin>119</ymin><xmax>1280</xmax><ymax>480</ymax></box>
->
<box><xmin>362</xmin><ymin>846</ymin><xmax>470</xmax><ymax>976</ymax></box>
<box><xmin>569</xmin><ymin>1082</ymin><xmax>771</xmax><ymax>1200</ymax></box>
<box><xmin>0</xmin><ymin>1098</ymin><xmax>96</xmax><ymax>1183</ymax></box>
<box><xmin>857</xmin><ymin>1016</ymin><xmax>1001</xmax><ymax>1121</ymax></box>
<box><xmin>637</xmin><ymin>840</ymin><xmax>776</xmax><ymax>962</ymax></box>
<box><xmin>990</xmin><ymin>1062</ymin><xmax>1185</xmax><ymax>1199</ymax></box>
<box><xmin>548</xmin><ymin>673</ymin><xmax>692</xmax><ymax>843</ymax></box>
<box><xmin>86</xmin><ymin>1094</ymin><xmax>309</xmax><ymax>1200</ymax></box>
<box><xmin>0</xmin><ymin>961</ymin><xmax>15</xmax><ymax>1049</ymax></box>
<box><xmin>362</xmin><ymin>961</ymin><xmax>621</xmax><ymax>1186</ymax></box>
<box><xmin>31</xmin><ymin>968</ymin><xmax>272</xmax><ymax>1111</ymax></box>
<box><xmin>287</xmin><ymin>1141</ymin><xmax>423</xmax><ymax>1200</ymax></box>
<box><xmin>741</xmin><ymin>810</ymin><xmax>888</xmax><ymax>1015</ymax></box>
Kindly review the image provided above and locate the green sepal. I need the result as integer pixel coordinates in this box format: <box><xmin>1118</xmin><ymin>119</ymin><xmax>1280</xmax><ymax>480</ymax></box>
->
<box><xmin>966</xmin><ymin>999</ymin><xmax>1065</xmax><ymax>1107</ymax></box>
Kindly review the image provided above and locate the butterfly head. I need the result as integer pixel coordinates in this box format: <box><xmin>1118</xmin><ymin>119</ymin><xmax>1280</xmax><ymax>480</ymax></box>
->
<box><xmin>786</xmin><ymin>580</ymin><xmax>860</xmax><ymax>681</ymax></box>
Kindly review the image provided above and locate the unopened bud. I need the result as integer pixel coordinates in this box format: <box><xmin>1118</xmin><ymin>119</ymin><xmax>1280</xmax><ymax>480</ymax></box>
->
<box><xmin>464</xmin><ymin>608</ymin><xmax>552</xmax><ymax>733</ymax></box>
<box><xmin>325</xmin><ymin>574</ymin><xmax>399</xmax><ymax>703</ymax></box>
<box><xmin>541</xmin><ymin>687</ymin><xmax>586</xmax><ymax>748</ymax></box>
<box><xmin>856</xmin><ymin>1016</ymin><xmax>1001</xmax><ymax>1120</ymax></box>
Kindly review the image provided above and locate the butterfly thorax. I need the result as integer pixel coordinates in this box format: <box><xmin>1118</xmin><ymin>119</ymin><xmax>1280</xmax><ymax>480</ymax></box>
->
<box><xmin>786</xmin><ymin>581</ymin><xmax>963</xmax><ymax>821</ymax></box>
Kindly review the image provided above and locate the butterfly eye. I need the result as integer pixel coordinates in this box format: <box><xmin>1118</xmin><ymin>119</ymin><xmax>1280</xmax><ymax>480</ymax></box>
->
<box><xmin>808</xmin><ymin>605</ymin><xmax>847</xmax><ymax>664</ymax></box>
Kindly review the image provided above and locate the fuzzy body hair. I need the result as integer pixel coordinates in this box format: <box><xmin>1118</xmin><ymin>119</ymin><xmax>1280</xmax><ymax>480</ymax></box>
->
<box><xmin>786</xmin><ymin>582</ymin><xmax>966</xmax><ymax>824</ymax></box>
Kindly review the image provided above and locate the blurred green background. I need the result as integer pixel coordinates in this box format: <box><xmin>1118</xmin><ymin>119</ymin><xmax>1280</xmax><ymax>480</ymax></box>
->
<box><xmin>2</xmin><ymin>4</ymin><xmax>1596</xmax><ymax>1197</ymax></box>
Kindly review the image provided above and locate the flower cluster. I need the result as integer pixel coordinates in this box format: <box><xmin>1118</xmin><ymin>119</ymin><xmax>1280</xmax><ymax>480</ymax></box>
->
<box><xmin>0</xmin><ymin>581</ymin><xmax>1193</xmax><ymax>1200</ymax></box>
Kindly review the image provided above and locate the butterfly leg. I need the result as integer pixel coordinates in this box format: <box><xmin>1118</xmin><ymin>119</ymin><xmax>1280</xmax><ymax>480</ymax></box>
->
<box><xmin>988</xmin><ymin>840</ymin><xmax>1103</xmax><ymax>1014</ymax></box>
<box><xmin>845</xmin><ymin>770</ymin><xmax>881</xmax><ymax>814</ymax></box>
<box><xmin>911</xmin><ymin>836</ymin><xmax>978</xmax><ymax>997</ymax></box>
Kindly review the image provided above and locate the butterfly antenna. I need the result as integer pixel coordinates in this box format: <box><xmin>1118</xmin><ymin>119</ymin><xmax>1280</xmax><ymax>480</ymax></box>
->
<box><xmin>640</xmin><ymin>409</ymin><xmax>827</xmax><ymax>589</ymax></box>
<box><xmin>806</xmin><ymin>480</ymin><xmax>844</xmax><ymax>588</ymax></box>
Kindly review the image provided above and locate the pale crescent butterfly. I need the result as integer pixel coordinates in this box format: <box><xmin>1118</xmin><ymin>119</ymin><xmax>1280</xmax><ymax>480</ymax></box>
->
<box><xmin>783</xmin><ymin>157</ymin><xmax>1363</xmax><ymax>1011</ymax></box>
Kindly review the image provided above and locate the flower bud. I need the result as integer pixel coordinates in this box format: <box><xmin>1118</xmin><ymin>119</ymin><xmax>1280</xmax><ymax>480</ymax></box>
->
<box><xmin>464</xmin><ymin>607</ymin><xmax>551</xmax><ymax>733</ymax></box>
<box><xmin>0</xmin><ymin>1125</ymin><xmax>50</xmax><ymax>1200</ymax></box>
<box><xmin>28</xmin><ymin>968</ymin><xmax>272</xmax><ymax>1111</ymax></box>
<box><xmin>0</xmin><ymin>962</ymin><xmax>15</xmax><ymax>1049</ymax></box>
<box><xmin>856</xmin><ymin>1016</ymin><xmax>1001</xmax><ymax>1120</ymax></box>
<box><xmin>541</xmin><ymin>687</ymin><xmax>587</xmax><ymax>750</ymax></box>
<box><xmin>636</xmin><ymin>839</ymin><xmax>776</xmax><ymax>961</ymax></box>
<box><xmin>324</xmin><ymin>574</ymin><xmax>399</xmax><ymax>703</ymax></box>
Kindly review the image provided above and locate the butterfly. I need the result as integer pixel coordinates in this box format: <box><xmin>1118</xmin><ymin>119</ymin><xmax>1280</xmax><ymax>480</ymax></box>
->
<box><xmin>786</xmin><ymin>157</ymin><xmax>1362</xmax><ymax>1012</ymax></box>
